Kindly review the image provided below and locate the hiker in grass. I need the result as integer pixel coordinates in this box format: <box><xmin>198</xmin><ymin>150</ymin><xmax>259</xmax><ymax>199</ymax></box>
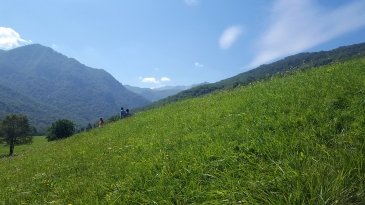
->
<box><xmin>98</xmin><ymin>117</ymin><xmax>104</xmax><ymax>128</ymax></box>
<box><xmin>125</xmin><ymin>109</ymin><xmax>131</xmax><ymax>117</ymax></box>
<box><xmin>120</xmin><ymin>107</ymin><xmax>126</xmax><ymax>118</ymax></box>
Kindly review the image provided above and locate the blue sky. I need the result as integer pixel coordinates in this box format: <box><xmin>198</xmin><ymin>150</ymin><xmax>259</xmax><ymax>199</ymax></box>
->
<box><xmin>1</xmin><ymin>0</ymin><xmax>365</xmax><ymax>88</ymax></box>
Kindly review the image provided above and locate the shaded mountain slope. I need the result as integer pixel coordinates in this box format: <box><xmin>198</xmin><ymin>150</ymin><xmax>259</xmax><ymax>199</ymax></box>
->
<box><xmin>0</xmin><ymin>84</ymin><xmax>77</xmax><ymax>130</ymax></box>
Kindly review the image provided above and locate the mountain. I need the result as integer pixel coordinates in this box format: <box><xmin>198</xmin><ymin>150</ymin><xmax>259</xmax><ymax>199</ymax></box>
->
<box><xmin>0</xmin><ymin>44</ymin><xmax>150</xmax><ymax>129</ymax></box>
<box><xmin>125</xmin><ymin>85</ymin><xmax>197</xmax><ymax>102</ymax></box>
<box><xmin>0</xmin><ymin>84</ymin><xmax>74</xmax><ymax>129</ymax></box>
<box><xmin>154</xmin><ymin>85</ymin><xmax>192</xmax><ymax>91</ymax></box>
<box><xmin>149</xmin><ymin>42</ymin><xmax>365</xmax><ymax>107</ymax></box>
<box><xmin>1</xmin><ymin>57</ymin><xmax>364</xmax><ymax>203</ymax></box>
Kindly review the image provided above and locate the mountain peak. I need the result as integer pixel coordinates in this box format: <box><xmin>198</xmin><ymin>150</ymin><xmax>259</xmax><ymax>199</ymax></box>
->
<box><xmin>10</xmin><ymin>43</ymin><xmax>57</xmax><ymax>54</ymax></box>
<box><xmin>3</xmin><ymin>43</ymin><xmax>82</xmax><ymax>71</ymax></box>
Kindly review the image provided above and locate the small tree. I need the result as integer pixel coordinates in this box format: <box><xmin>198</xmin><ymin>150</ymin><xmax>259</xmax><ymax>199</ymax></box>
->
<box><xmin>0</xmin><ymin>114</ymin><xmax>31</xmax><ymax>156</ymax></box>
<box><xmin>86</xmin><ymin>123</ymin><xmax>93</xmax><ymax>131</ymax></box>
<box><xmin>47</xmin><ymin>119</ymin><xmax>75</xmax><ymax>141</ymax></box>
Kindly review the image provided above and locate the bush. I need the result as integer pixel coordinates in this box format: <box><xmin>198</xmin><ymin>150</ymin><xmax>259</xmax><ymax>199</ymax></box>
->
<box><xmin>47</xmin><ymin>119</ymin><xmax>75</xmax><ymax>141</ymax></box>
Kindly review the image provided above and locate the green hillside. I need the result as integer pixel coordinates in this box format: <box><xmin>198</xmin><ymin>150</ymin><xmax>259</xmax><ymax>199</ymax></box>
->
<box><xmin>150</xmin><ymin>42</ymin><xmax>365</xmax><ymax>108</ymax></box>
<box><xmin>1</xmin><ymin>58</ymin><xmax>364</xmax><ymax>204</ymax></box>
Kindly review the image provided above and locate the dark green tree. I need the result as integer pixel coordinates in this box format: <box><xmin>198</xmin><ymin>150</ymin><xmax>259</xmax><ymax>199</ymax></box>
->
<box><xmin>0</xmin><ymin>114</ymin><xmax>31</xmax><ymax>156</ymax></box>
<box><xmin>47</xmin><ymin>119</ymin><xmax>75</xmax><ymax>141</ymax></box>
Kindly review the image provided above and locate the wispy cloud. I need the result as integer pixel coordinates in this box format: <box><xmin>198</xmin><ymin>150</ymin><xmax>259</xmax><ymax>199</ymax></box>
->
<box><xmin>249</xmin><ymin>0</ymin><xmax>365</xmax><ymax>68</ymax></box>
<box><xmin>194</xmin><ymin>62</ymin><xmax>204</xmax><ymax>68</ymax></box>
<box><xmin>0</xmin><ymin>27</ymin><xmax>32</xmax><ymax>50</ymax></box>
<box><xmin>219</xmin><ymin>26</ymin><xmax>242</xmax><ymax>49</ymax></box>
<box><xmin>184</xmin><ymin>0</ymin><xmax>199</xmax><ymax>6</ymax></box>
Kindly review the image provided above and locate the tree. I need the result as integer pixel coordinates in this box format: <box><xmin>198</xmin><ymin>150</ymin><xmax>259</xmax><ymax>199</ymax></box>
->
<box><xmin>47</xmin><ymin>119</ymin><xmax>75</xmax><ymax>141</ymax></box>
<box><xmin>86</xmin><ymin>123</ymin><xmax>93</xmax><ymax>131</ymax></box>
<box><xmin>0</xmin><ymin>114</ymin><xmax>31</xmax><ymax>156</ymax></box>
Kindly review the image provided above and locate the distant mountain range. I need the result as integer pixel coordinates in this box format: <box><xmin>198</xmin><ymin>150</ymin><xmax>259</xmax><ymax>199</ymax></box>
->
<box><xmin>125</xmin><ymin>83</ymin><xmax>208</xmax><ymax>102</ymax></box>
<box><xmin>148</xmin><ymin>42</ymin><xmax>365</xmax><ymax>108</ymax></box>
<box><xmin>0</xmin><ymin>44</ymin><xmax>150</xmax><ymax>130</ymax></box>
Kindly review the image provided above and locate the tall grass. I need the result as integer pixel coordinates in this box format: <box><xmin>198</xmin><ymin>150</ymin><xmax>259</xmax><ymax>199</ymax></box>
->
<box><xmin>0</xmin><ymin>58</ymin><xmax>364</xmax><ymax>204</ymax></box>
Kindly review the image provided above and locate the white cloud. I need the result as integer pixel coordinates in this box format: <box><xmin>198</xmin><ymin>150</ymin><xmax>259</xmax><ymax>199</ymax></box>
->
<box><xmin>141</xmin><ymin>77</ymin><xmax>160</xmax><ymax>84</ymax></box>
<box><xmin>0</xmin><ymin>27</ymin><xmax>32</xmax><ymax>50</ymax></box>
<box><xmin>219</xmin><ymin>26</ymin><xmax>242</xmax><ymax>49</ymax></box>
<box><xmin>140</xmin><ymin>76</ymin><xmax>171</xmax><ymax>84</ymax></box>
<box><xmin>184</xmin><ymin>0</ymin><xmax>199</xmax><ymax>6</ymax></box>
<box><xmin>249</xmin><ymin>0</ymin><xmax>365</xmax><ymax>68</ymax></box>
<box><xmin>194</xmin><ymin>62</ymin><xmax>204</xmax><ymax>68</ymax></box>
<box><xmin>161</xmin><ymin>77</ymin><xmax>171</xmax><ymax>82</ymax></box>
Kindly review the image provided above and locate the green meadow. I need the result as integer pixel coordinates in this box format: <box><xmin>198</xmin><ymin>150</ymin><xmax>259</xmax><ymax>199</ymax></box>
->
<box><xmin>1</xmin><ymin>58</ymin><xmax>365</xmax><ymax>204</ymax></box>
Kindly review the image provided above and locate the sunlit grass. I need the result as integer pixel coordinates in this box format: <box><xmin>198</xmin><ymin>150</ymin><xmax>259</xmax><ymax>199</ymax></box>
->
<box><xmin>0</xmin><ymin>58</ymin><xmax>364</xmax><ymax>204</ymax></box>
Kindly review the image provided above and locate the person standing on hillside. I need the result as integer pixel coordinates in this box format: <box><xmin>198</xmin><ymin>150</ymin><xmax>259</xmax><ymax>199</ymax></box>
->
<box><xmin>98</xmin><ymin>117</ymin><xmax>104</xmax><ymax>128</ymax></box>
<box><xmin>125</xmin><ymin>109</ymin><xmax>131</xmax><ymax>117</ymax></box>
<box><xmin>120</xmin><ymin>107</ymin><xmax>126</xmax><ymax>118</ymax></box>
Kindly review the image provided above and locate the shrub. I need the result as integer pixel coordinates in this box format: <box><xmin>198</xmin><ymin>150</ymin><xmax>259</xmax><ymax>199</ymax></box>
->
<box><xmin>47</xmin><ymin>119</ymin><xmax>75</xmax><ymax>141</ymax></box>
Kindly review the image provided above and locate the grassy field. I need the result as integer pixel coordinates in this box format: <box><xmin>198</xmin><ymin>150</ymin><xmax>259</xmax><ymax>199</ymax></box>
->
<box><xmin>0</xmin><ymin>136</ymin><xmax>47</xmax><ymax>157</ymax></box>
<box><xmin>0</xmin><ymin>58</ymin><xmax>364</xmax><ymax>204</ymax></box>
